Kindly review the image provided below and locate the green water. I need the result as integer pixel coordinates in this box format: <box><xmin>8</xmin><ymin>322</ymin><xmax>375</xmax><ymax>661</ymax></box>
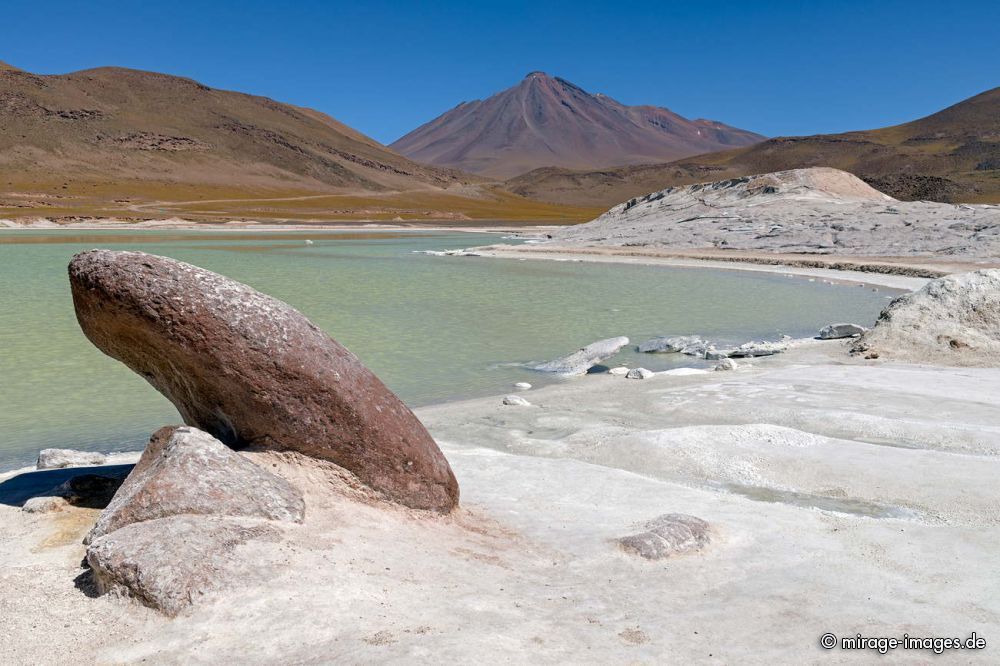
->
<box><xmin>0</xmin><ymin>229</ymin><xmax>892</xmax><ymax>470</ymax></box>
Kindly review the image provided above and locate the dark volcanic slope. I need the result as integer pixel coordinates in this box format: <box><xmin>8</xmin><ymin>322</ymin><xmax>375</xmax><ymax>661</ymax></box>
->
<box><xmin>507</xmin><ymin>87</ymin><xmax>1000</xmax><ymax>206</ymax></box>
<box><xmin>0</xmin><ymin>65</ymin><xmax>473</xmax><ymax>194</ymax></box>
<box><xmin>390</xmin><ymin>72</ymin><xmax>763</xmax><ymax>179</ymax></box>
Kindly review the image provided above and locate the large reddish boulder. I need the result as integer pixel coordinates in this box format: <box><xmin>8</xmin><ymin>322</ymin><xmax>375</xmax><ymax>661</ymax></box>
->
<box><xmin>69</xmin><ymin>250</ymin><xmax>459</xmax><ymax>512</ymax></box>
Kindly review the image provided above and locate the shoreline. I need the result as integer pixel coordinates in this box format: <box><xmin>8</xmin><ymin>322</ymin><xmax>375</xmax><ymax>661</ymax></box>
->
<box><xmin>0</xmin><ymin>218</ymin><xmax>565</xmax><ymax>235</ymax></box>
<box><xmin>470</xmin><ymin>243</ymin><xmax>939</xmax><ymax>291</ymax></box>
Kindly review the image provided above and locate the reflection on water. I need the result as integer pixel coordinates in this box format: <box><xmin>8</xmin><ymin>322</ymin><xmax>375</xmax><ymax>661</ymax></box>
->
<box><xmin>0</xmin><ymin>229</ymin><xmax>893</xmax><ymax>470</ymax></box>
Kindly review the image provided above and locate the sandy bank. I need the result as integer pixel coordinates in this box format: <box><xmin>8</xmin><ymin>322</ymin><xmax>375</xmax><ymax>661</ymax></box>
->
<box><xmin>472</xmin><ymin>243</ymin><xmax>943</xmax><ymax>291</ymax></box>
<box><xmin>2</xmin><ymin>341</ymin><xmax>998</xmax><ymax>662</ymax></box>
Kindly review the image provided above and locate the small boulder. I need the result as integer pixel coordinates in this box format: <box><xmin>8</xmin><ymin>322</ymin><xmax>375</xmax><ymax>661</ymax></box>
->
<box><xmin>636</xmin><ymin>335</ymin><xmax>705</xmax><ymax>354</ymax></box>
<box><xmin>502</xmin><ymin>395</ymin><xmax>531</xmax><ymax>406</ymax></box>
<box><xmin>625</xmin><ymin>368</ymin><xmax>655</xmax><ymax>380</ymax></box>
<box><xmin>513</xmin><ymin>382</ymin><xmax>532</xmax><ymax>390</ymax></box>
<box><xmin>818</xmin><ymin>323</ymin><xmax>866</xmax><ymax>339</ymax></box>
<box><xmin>37</xmin><ymin>449</ymin><xmax>107</xmax><ymax>470</ymax></box>
<box><xmin>86</xmin><ymin>426</ymin><xmax>304</xmax><ymax>544</ymax></box>
<box><xmin>68</xmin><ymin>250</ymin><xmax>458</xmax><ymax>513</ymax></box>
<box><xmin>723</xmin><ymin>341</ymin><xmax>786</xmax><ymax>358</ymax></box>
<box><xmin>86</xmin><ymin>515</ymin><xmax>280</xmax><ymax>616</ymax></box>
<box><xmin>714</xmin><ymin>358</ymin><xmax>739</xmax><ymax>371</ymax></box>
<box><xmin>533</xmin><ymin>336</ymin><xmax>629</xmax><ymax>375</ymax></box>
<box><xmin>617</xmin><ymin>513</ymin><xmax>711</xmax><ymax>560</ymax></box>
<box><xmin>608</xmin><ymin>366</ymin><xmax>630</xmax><ymax>376</ymax></box>
<box><xmin>22</xmin><ymin>496</ymin><xmax>69</xmax><ymax>513</ymax></box>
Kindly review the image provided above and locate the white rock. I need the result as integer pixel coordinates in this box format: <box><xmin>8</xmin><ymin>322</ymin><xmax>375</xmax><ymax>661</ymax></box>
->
<box><xmin>36</xmin><ymin>448</ymin><xmax>107</xmax><ymax>470</ymax></box>
<box><xmin>513</xmin><ymin>382</ymin><xmax>532</xmax><ymax>390</ymax></box>
<box><xmin>502</xmin><ymin>395</ymin><xmax>532</xmax><ymax>406</ymax></box>
<box><xmin>636</xmin><ymin>335</ymin><xmax>705</xmax><ymax>353</ymax></box>
<box><xmin>853</xmin><ymin>269</ymin><xmax>1000</xmax><ymax>366</ymax></box>
<box><xmin>608</xmin><ymin>367</ymin><xmax>630</xmax><ymax>376</ymax></box>
<box><xmin>625</xmin><ymin>368</ymin><xmax>655</xmax><ymax>380</ymax></box>
<box><xmin>714</xmin><ymin>358</ymin><xmax>739</xmax><ymax>371</ymax></box>
<box><xmin>532</xmin><ymin>336</ymin><xmax>630</xmax><ymax>375</ymax></box>
<box><xmin>22</xmin><ymin>496</ymin><xmax>69</xmax><ymax>513</ymax></box>
<box><xmin>818</xmin><ymin>323</ymin><xmax>866</xmax><ymax>339</ymax></box>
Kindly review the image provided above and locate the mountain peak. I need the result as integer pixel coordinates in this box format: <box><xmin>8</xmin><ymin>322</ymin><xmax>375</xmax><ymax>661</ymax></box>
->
<box><xmin>392</xmin><ymin>73</ymin><xmax>764</xmax><ymax>178</ymax></box>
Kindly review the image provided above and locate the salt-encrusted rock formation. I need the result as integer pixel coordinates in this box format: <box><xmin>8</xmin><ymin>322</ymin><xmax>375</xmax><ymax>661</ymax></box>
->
<box><xmin>852</xmin><ymin>269</ymin><xmax>1000</xmax><ymax>366</ymax></box>
<box><xmin>36</xmin><ymin>448</ymin><xmax>107</xmax><ymax>470</ymax></box>
<box><xmin>68</xmin><ymin>250</ymin><xmax>459</xmax><ymax>512</ymax></box>
<box><xmin>87</xmin><ymin>515</ymin><xmax>280</xmax><ymax>616</ymax></box>
<box><xmin>533</xmin><ymin>336</ymin><xmax>629</xmax><ymax>375</ymax></box>
<box><xmin>818</xmin><ymin>323</ymin><xmax>866</xmax><ymax>339</ymax></box>
<box><xmin>546</xmin><ymin>167</ymin><xmax>1000</xmax><ymax>258</ymax></box>
<box><xmin>86</xmin><ymin>426</ymin><xmax>303</xmax><ymax>544</ymax></box>
<box><xmin>714</xmin><ymin>358</ymin><xmax>739</xmax><ymax>371</ymax></box>
<box><xmin>636</xmin><ymin>335</ymin><xmax>705</xmax><ymax>354</ymax></box>
<box><xmin>617</xmin><ymin>513</ymin><xmax>711</xmax><ymax>560</ymax></box>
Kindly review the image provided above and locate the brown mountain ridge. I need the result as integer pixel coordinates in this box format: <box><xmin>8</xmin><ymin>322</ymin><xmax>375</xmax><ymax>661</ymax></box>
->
<box><xmin>390</xmin><ymin>72</ymin><xmax>764</xmax><ymax>179</ymax></box>
<box><xmin>506</xmin><ymin>87</ymin><xmax>1000</xmax><ymax>207</ymax></box>
<box><xmin>0</xmin><ymin>64</ymin><xmax>597</xmax><ymax>222</ymax></box>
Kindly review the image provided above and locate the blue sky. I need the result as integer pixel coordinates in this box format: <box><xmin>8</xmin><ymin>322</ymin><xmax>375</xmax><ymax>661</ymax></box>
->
<box><xmin>4</xmin><ymin>0</ymin><xmax>999</xmax><ymax>144</ymax></box>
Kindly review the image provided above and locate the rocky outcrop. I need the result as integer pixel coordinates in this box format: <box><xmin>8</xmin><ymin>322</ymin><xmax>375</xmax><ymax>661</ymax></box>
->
<box><xmin>617</xmin><ymin>513</ymin><xmax>711</xmax><ymax>560</ymax></box>
<box><xmin>818</xmin><ymin>323</ymin><xmax>866</xmax><ymax>339</ymax></box>
<box><xmin>68</xmin><ymin>250</ymin><xmax>458</xmax><ymax>513</ymax></box>
<box><xmin>545</xmin><ymin>167</ymin><xmax>1000</xmax><ymax>258</ymax></box>
<box><xmin>852</xmin><ymin>270</ymin><xmax>1000</xmax><ymax>366</ymax></box>
<box><xmin>680</xmin><ymin>340</ymin><xmax>785</xmax><ymax>360</ymax></box>
<box><xmin>533</xmin><ymin>336</ymin><xmax>629</xmax><ymax>375</ymax></box>
<box><xmin>86</xmin><ymin>426</ymin><xmax>303</xmax><ymax>544</ymax></box>
<box><xmin>86</xmin><ymin>515</ymin><xmax>280</xmax><ymax>616</ymax></box>
<box><xmin>36</xmin><ymin>449</ymin><xmax>107</xmax><ymax>470</ymax></box>
<box><xmin>636</xmin><ymin>335</ymin><xmax>705</xmax><ymax>354</ymax></box>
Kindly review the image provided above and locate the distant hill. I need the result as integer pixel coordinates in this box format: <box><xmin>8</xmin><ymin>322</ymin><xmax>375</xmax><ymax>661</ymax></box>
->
<box><xmin>0</xmin><ymin>64</ymin><xmax>596</xmax><ymax>222</ymax></box>
<box><xmin>507</xmin><ymin>87</ymin><xmax>1000</xmax><ymax>207</ymax></box>
<box><xmin>390</xmin><ymin>72</ymin><xmax>763</xmax><ymax>179</ymax></box>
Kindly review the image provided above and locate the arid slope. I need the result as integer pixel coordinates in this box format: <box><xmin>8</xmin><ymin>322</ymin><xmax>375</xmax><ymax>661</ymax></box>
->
<box><xmin>0</xmin><ymin>65</ymin><xmax>596</xmax><ymax>222</ymax></box>
<box><xmin>508</xmin><ymin>87</ymin><xmax>1000</xmax><ymax>206</ymax></box>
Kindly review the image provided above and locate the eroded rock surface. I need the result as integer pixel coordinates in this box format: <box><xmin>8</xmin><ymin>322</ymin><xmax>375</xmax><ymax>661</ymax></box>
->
<box><xmin>636</xmin><ymin>335</ymin><xmax>705</xmax><ymax>354</ymax></box>
<box><xmin>86</xmin><ymin>515</ymin><xmax>280</xmax><ymax>616</ymax></box>
<box><xmin>819</xmin><ymin>323</ymin><xmax>866</xmax><ymax>339</ymax></box>
<box><xmin>617</xmin><ymin>513</ymin><xmax>711</xmax><ymax>560</ymax></box>
<box><xmin>852</xmin><ymin>269</ymin><xmax>1000</xmax><ymax>366</ymax></box>
<box><xmin>86</xmin><ymin>426</ymin><xmax>303</xmax><ymax>543</ymax></box>
<box><xmin>533</xmin><ymin>336</ymin><xmax>629</xmax><ymax>375</ymax></box>
<box><xmin>68</xmin><ymin>250</ymin><xmax>458</xmax><ymax>512</ymax></box>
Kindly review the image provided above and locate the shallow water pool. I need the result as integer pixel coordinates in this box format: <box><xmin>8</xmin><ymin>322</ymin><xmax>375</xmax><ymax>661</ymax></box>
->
<box><xmin>0</xmin><ymin>229</ymin><xmax>892</xmax><ymax>469</ymax></box>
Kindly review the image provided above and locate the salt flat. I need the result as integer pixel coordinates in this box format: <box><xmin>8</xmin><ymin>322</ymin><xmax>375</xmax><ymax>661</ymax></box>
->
<box><xmin>2</xmin><ymin>341</ymin><xmax>996</xmax><ymax>663</ymax></box>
